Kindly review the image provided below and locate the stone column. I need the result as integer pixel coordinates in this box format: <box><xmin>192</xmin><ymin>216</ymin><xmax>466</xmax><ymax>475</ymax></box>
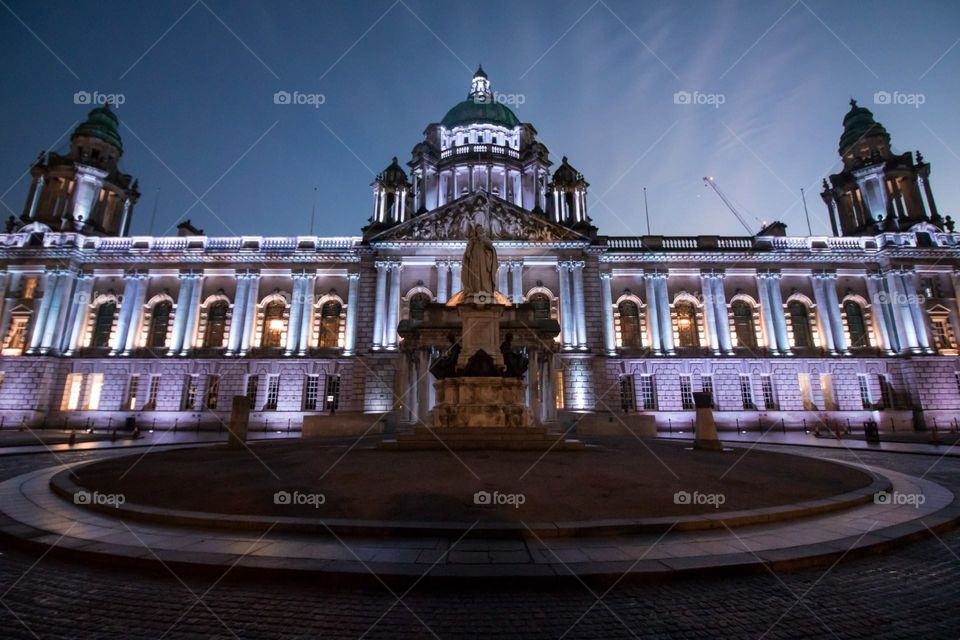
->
<box><xmin>902</xmin><ymin>270</ymin><xmax>933</xmax><ymax>353</ymax></box>
<box><xmin>27</xmin><ymin>271</ymin><xmax>59</xmax><ymax>354</ymax></box>
<box><xmin>865</xmin><ymin>274</ymin><xmax>896</xmax><ymax>355</ymax></box>
<box><xmin>285</xmin><ymin>274</ymin><xmax>304</xmax><ymax>356</ymax></box>
<box><xmin>700</xmin><ymin>273</ymin><xmax>720</xmax><ymax>355</ymax></box>
<box><xmin>239</xmin><ymin>273</ymin><xmax>260</xmax><ymax>355</ymax></box>
<box><xmin>167</xmin><ymin>273</ymin><xmax>193</xmax><ymax>356</ymax></box>
<box><xmin>436</xmin><ymin>261</ymin><xmax>449</xmax><ymax>304</ymax></box>
<box><xmin>112</xmin><ymin>272</ymin><xmax>142</xmax><ymax>355</ymax></box>
<box><xmin>122</xmin><ymin>274</ymin><xmax>149</xmax><ymax>355</ymax></box>
<box><xmin>811</xmin><ymin>273</ymin><xmax>836</xmax><ymax>354</ymax></box>
<box><xmin>822</xmin><ymin>274</ymin><xmax>847</xmax><ymax>353</ymax></box>
<box><xmin>0</xmin><ymin>271</ymin><xmax>8</xmax><ymax>334</ymax></box>
<box><xmin>761</xmin><ymin>271</ymin><xmax>790</xmax><ymax>354</ymax></box>
<box><xmin>756</xmin><ymin>274</ymin><xmax>779</xmax><ymax>354</ymax></box>
<box><xmin>385</xmin><ymin>262</ymin><xmax>402</xmax><ymax>350</ymax></box>
<box><xmin>178</xmin><ymin>274</ymin><xmax>204</xmax><ymax>356</ymax></box>
<box><xmin>450</xmin><ymin>262</ymin><xmax>462</xmax><ymax>297</ymax></box>
<box><xmin>64</xmin><ymin>274</ymin><xmax>94</xmax><ymax>355</ymax></box>
<box><xmin>572</xmin><ymin>261</ymin><xmax>587</xmax><ymax>349</ymax></box>
<box><xmin>41</xmin><ymin>271</ymin><xmax>76</xmax><ymax>355</ymax></box>
<box><xmin>511</xmin><ymin>261</ymin><xmax>524</xmax><ymax>304</ymax></box>
<box><xmin>556</xmin><ymin>262</ymin><xmax>574</xmax><ymax>349</ymax></box>
<box><xmin>599</xmin><ymin>272</ymin><xmax>616</xmax><ymax>355</ymax></box>
<box><xmin>497</xmin><ymin>262</ymin><xmax>509</xmax><ymax>296</ymax></box>
<box><xmin>644</xmin><ymin>272</ymin><xmax>662</xmax><ymax>354</ymax></box>
<box><xmin>342</xmin><ymin>272</ymin><xmax>360</xmax><ymax>356</ymax></box>
<box><xmin>227</xmin><ymin>274</ymin><xmax>249</xmax><ymax>356</ymax></box>
<box><xmin>884</xmin><ymin>270</ymin><xmax>913</xmax><ymax>353</ymax></box>
<box><xmin>655</xmin><ymin>275</ymin><xmax>674</xmax><ymax>354</ymax></box>
<box><xmin>372</xmin><ymin>261</ymin><xmax>388</xmax><ymax>349</ymax></box>
<box><xmin>711</xmin><ymin>275</ymin><xmax>733</xmax><ymax>354</ymax></box>
<box><xmin>297</xmin><ymin>273</ymin><xmax>316</xmax><ymax>355</ymax></box>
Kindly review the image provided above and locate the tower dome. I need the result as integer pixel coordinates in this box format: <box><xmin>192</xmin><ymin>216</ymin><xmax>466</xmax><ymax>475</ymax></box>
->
<box><xmin>71</xmin><ymin>102</ymin><xmax>123</xmax><ymax>153</ymax></box>
<box><xmin>440</xmin><ymin>66</ymin><xmax>520</xmax><ymax>129</ymax></box>
<box><xmin>838</xmin><ymin>99</ymin><xmax>889</xmax><ymax>157</ymax></box>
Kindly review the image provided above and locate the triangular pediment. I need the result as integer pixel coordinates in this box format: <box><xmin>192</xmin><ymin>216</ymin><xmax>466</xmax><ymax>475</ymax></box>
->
<box><xmin>367</xmin><ymin>193</ymin><xmax>589</xmax><ymax>243</ymax></box>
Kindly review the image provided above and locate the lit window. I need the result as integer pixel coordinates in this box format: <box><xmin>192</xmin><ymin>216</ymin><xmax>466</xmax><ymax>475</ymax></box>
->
<box><xmin>618</xmin><ymin>301</ymin><xmax>642</xmax><ymax>349</ymax></box>
<box><xmin>126</xmin><ymin>375</ymin><xmax>139</xmax><ymax>410</ymax></box>
<box><xmin>858</xmin><ymin>374</ymin><xmax>872</xmax><ymax>409</ymax></box>
<box><xmin>261</xmin><ymin>301</ymin><xmax>286</xmax><ymax>348</ymax></box>
<box><xmin>317</xmin><ymin>300</ymin><xmax>342</xmax><ymax>348</ymax></box>
<box><xmin>147</xmin><ymin>302</ymin><xmax>172</xmax><ymax>349</ymax></box>
<box><xmin>639</xmin><ymin>375</ymin><xmax>656</xmax><ymax>410</ymax></box>
<box><xmin>2</xmin><ymin>317</ymin><xmax>29</xmax><ymax>354</ymax></box>
<box><xmin>843</xmin><ymin>301</ymin><xmax>868</xmax><ymax>348</ymax></box>
<box><xmin>675</xmin><ymin>302</ymin><xmax>699</xmax><ymax>348</ymax></box>
<box><xmin>146</xmin><ymin>375</ymin><xmax>161</xmax><ymax>409</ymax></box>
<box><xmin>204</xmin><ymin>301</ymin><xmax>229</xmax><ymax>348</ymax></box>
<box><xmin>731</xmin><ymin>301</ymin><xmax>756</xmax><ymax>349</ymax></box>
<box><xmin>739</xmin><ymin>374</ymin><xmax>755</xmax><ymax>410</ymax></box>
<box><xmin>61</xmin><ymin>373</ymin><xmax>84</xmax><ymax>411</ymax></box>
<box><xmin>182</xmin><ymin>375</ymin><xmax>198</xmax><ymax>411</ymax></box>
<box><xmin>820</xmin><ymin>374</ymin><xmax>836</xmax><ymax>410</ymax></box>
<box><xmin>324</xmin><ymin>374</ymin><xmax>341</xmax><ymax>411</ymax></box>
<box><xmin>554</xmin><ymin>370</ymin><xmax>565</xmax><ymax>410</ymax></box>
<box><xmin>798</xmin><ymin>373</ymin><xmax>816</xmax><ymax>410</ymax></box>
<box><xmin>303</xmin><ymin>375</ymin><xmax>319</xmax><ymax>411</ymax></box>
<box><xmin>85</xmin><ymin>373</ymin><xmax>104</xmax><ymax>410</ymax></box>
<box><xmin>22</xmin><ymin>277</ymin><xmax>37</xmax><ymax>299</ymax></box>
<box><xmin>680</xmin><ymin>375</ymin><xmax>695</xmax><ymax>410</ymax></box>
<box><xmin>264</xmin><ymin>375</ymin><xmax>280</xmax><ymax>410</ymax></box>
<box><xmin>788</xmin><ymin>301</ymin><xmax>812</xmax><ymax>348</ymax></box>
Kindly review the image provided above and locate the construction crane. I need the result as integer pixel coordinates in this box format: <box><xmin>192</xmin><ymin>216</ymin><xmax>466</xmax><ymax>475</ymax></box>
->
<box><xmin>702</xmin><ymin>176</ymin><xmax>755</xmax><ymax>235</ymax></box>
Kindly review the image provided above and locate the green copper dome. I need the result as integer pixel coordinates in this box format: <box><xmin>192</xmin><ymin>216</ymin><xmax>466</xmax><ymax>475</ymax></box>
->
<box><xmin>838</xmin><ymin>99</ymin><xmax>888</xmax><ymax>155</ymax></box>
<box><xmin>72</xmin><ymin>104</ymin><xmax>123</xmax><ymax>151</ymax></box>
<box><xmin>441</xmin><ymin>65</ymin><xmax>521</xmax><ymax>129</ymax></box>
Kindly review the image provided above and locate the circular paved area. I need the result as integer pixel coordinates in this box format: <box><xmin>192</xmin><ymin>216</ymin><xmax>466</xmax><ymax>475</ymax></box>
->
<box><xmin>0</xmin><ymin>444</ymin><xmax>958</xmax><ymax>638</ymax></box>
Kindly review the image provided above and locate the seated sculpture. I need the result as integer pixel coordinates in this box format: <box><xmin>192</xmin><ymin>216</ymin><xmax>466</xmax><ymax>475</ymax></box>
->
<box><xmin>500</xmin><ymin>332</ymin><xmax>528</xmax><ymax>379</ymax></box>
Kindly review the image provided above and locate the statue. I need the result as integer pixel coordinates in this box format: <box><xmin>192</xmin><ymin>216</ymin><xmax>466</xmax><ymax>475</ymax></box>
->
<box><xmin>428</xmin><ymin>334</ymin><xmax>461</xmax><ymax>380</ymax></box>
<box><xmin>500</xmin><ymin>332</ymin><xmax>528</xmax><ymax>378</ymax></box>
<box><xmin>461</xmin><ymin>224</ymin><xmax>497</xmax><ymax>298</ymax></box>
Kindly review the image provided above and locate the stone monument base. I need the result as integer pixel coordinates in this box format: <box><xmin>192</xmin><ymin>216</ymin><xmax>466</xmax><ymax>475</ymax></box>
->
<box><xmin>432</xmin><ymin>377</ymin><xmax>530</xmax><ymax>428</ymax></box>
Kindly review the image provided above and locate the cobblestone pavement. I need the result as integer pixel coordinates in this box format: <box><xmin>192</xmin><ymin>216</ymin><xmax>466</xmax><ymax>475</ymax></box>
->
<box><xmin>0</xmin><ymin>446</ymin><xmax>957</xmax><ymax>639</ymax></box>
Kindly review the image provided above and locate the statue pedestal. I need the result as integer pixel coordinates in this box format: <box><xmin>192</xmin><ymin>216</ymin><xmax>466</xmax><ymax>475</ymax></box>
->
<box><xmin>457</xmin><ymin>303</ymin><xmax>506</xmax><ymax>369</ymax></box>
<box><xmin>432</xmin><ymin>377</ymin><xmax>530</xmax><ymax>428</ymax></box>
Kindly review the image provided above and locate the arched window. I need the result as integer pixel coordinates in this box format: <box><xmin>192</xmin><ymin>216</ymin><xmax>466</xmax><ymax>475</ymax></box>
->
<box><xmin>91</xmin><ymin>302</ymin><xmax>116</xmax><ymax>348</ymax></box>
<box><xmin>844</xmin><ymin>301</ymin><xmax>868</xmax><ymax>347</ymax></box>
<box><xmin>788</xmin><ymin>301</ymin><xmax>812</xmax><ymax>348</ymax></box>
<box><xmin>261</xmin><ymin>300</ymin><xmax>285</xmax><ymax>348</ymax></box>
<box><xmin>409</xmin><ymin>293</ymin><xmax>430</xmax><ymax>321</ymax></box>
<box><xmin>731</xmin><ymin>301</ymin><xmax>756</xmax><ymax>348</ymax></box>
<box><xmin>618</xmin><ymin>300</ymin><xmax>642</xmax><ymax>348</ymax></box>
<box><xmin>317</xmin><ymin>300</ymin><xmax>342</xmax><ymax>349</ymax></box>
<box><xmin>530</xmin><ymin>293</ymin><xmax>551</xmax><ymax>320</ymax></box>
<box><xmin>147</xmin><ymin>302</ymin><xmax>172</xmax><ymax>348</ymax></box>
<box><xmin>675</xmin><ymin>302</ymin><xmax>699</xmax><ymax>348</ymax></box>
<box><xmin>204</xmin><ymin>301</ymin><xmax>229</xmax><ymax>348</ymax></box>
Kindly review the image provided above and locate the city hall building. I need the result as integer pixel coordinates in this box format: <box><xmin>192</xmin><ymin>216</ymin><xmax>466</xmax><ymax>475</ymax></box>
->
<box><xmin>1</xmin><ymin>68</ymin><xmax>959</xmax><ymax>431</ymax></box>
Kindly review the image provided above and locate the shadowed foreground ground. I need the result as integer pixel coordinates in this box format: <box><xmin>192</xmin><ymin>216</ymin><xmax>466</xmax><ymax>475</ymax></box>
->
<box><xmin>72</xmin><ymin>438</ymin><xmax>871</xmax><ymax>522</ymax></box>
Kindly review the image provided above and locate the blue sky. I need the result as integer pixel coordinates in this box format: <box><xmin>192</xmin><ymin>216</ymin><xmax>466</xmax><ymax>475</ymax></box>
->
<box><xmin>1</xmin><ymin>0</ymin><xmax>958</xmax><ymax>239</ymax></box>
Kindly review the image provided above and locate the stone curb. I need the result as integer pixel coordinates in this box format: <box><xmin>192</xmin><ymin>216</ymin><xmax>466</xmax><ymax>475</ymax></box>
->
<box><xmin>51</xmin><ymin>463</ymin><xmax>890</xmax><ymax>539</ymax></box>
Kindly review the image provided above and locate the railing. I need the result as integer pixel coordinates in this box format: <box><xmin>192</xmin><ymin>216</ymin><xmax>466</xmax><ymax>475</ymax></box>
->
<box><xmin>0</xmin><ymin>232</ymin><xmax>361</xmax><ymax>255</ymax></box>
<box><xmin>439</xmin><ymin>143</ymin><xmax>520</xmax><ymax>160</ymax></box>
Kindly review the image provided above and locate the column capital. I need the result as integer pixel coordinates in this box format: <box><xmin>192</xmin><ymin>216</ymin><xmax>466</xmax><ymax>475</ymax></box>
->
<box><xmin>756</xmin><ymin>269</ymin><xmax>782</xmax><ymax>280</ymax></box>
<box><xmin>346</xmin><ymin>271</ymin><xmax>361</xmax><ymax>281</ymax></box>
<box><xmin>598</xmin><ymin>271</ymin><xmax>613</xmax><ymax>281</ymax></box>
<box><xmin>811</xmin><ymin>269</ymin><xmax>837</xmax><ymax>280</ymax></box>
<box><xmin>374</xmin><ymin>260</ymin><xmax>391</xmax><ymax>270</ymax></box>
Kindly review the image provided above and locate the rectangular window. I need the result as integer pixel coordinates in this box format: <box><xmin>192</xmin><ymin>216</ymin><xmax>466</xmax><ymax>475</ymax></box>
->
<box><xmin>555</xmin><ymin>370</ymin><xmax>565</xmax><ymax>410</ymax></box>
<box><xmin>264</xmin><ymin>375</ymin><xmax>280</xmax><ymax>410</ymax></box>
<box><xmin>182</xmin><ymin>375</ymin><xmax>198</xmax><ymax>411</ymax></box>
<box><xmin>61</xmin><ymin>373</ymin><xmax>84</xmax><ymax>411</ymax></box>
<box><xmin>739</xmin><ymin>374</ymin><xmax>755</xmax><ymax>410</ymax></box>
<box><xmin>324</xmin><ymin>374</ymin><xmax>340</xmax><ymax>411</ymax></box>
<box><xmin>858</xmin><ymin>374</ymin><xmax>872</xmax><ymax>409</ymax></box>
<box><xmin>701</xmin><ymin>374</ymin><xmax>714</xmax><ymax>408</ymax></box>
<box><xmin>84</xmin><ymin>373</ymin><xmax>104</xmax><ymax>410</ymax></box>
<box><xmin>798</xmin><ymin>373</ymin><xmax>815</xmax><ymax>410</ymax></box>
<box><xmin>639</xmin><ymin>374</ymin><xmax>656</xmax><ymax>410</ymax></box>
<box><xmin>932</xmin><ymin>318</ymin><xmax>953</xmax><ymax>351</ymax></box>
<box><xmin>879</xmin><ymin>374</ymin><xmax>894</xmax><ymax>409</ymax></box>
<box><xmin>680</xmin><ymin>375</ymin><xmax>695</xmax><ymax>410</ymax></box>
<box><xmin>204</xmin><ymin>375</ymin><xmax>220</xmax><ymax>410</ymax></box>
<box><xmin>245</xmin><ymin>375</ymin><xmax>259</xmax><ymax>408</ymax></box>
<box><xmin>820</xmin><ymin>374</ymin><xmax>836</xmax><ymax>410</ymax></box>
<box><xmin>303</xmin><ymin>375</ymin><xmax>320</xmax><ymax>411</ymax></box>
<box><xmin>2</xmin><ymin>317</ymin><xmax>29</xmax><ymax>354</ymax></box>
<box><xmin>147</xmin><ymin>375</ymin><xmax>161</xmax><ymax>409</ymax></box>
<box><xmin>760</xmin><ymin>374</ymin><xmax>778</xmax><ymax>410</ymax></box>
<box><xmin>619</xmin><ymin>375</ymin><xmax>636</xmax><ymax>412</ymax></box>
<box><xmin>126</xmin><ymin>374</ymin><xmax>139</xmax><ymax>411</ymax></box>
<box><xmin>22</xmin><ymin>277</ymin><xmax>37</xmax><ymax>299</ymax></box>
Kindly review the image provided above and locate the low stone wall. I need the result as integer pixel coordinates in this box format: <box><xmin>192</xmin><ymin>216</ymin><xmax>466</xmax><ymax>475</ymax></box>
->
<box><xmin>302</xmin><ymin>412</ymin><xmax>386</xmax><ymax>438</ymax></box>
<box><xmin>566</xmin><ymin>412</ymin><xmax>657</xmax><ymax>437</ymax></box>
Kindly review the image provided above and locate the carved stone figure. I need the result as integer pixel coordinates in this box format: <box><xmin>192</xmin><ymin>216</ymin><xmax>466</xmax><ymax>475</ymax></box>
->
<box><xmin>461</xmin><ymin>224</ymin><xmax>497</xmax><ymax>296</ymax></box>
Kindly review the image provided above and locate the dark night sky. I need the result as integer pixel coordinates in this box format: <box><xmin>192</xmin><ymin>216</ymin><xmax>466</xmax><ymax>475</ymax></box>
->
<box><xmin>1</xmin><ymin>0</ymin><xmax>958</xmax><ymax>239</ymax></box>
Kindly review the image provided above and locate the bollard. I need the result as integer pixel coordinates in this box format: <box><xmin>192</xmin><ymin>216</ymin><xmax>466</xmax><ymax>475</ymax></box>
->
<box><xmin>930</xmin><ymin>423</ymin><xmax>941</xmax><ymax>445</ymax></box>
<box><xmin>834</xmin><ymin>421</ymin><xmax>842</xmax><ymax>439</ymax></box>
<box><xmin>174</xmin><ymin>419</ymin><xmax>178</xmax><ymax>433</ymax></box>
<box><xmin>891</xmin><ymin>417</ymin><xmax>896</xmax><ymax>432</ymax></box>
<box><xmin>846</xmin><ymin>418</ymin><xmax>851</xmax><ymax>435</ymax></box>
<box><xmin>781</xmin><ymin>418</ymin><xmax>785</xmax><ymax>434</ymax></box>
<box><xmin>668</xmin><ymin>418</ymin><xmax>672</xmax><ymax>434</ymax></box>
<box><xmin>287</xmin><ymin>418</ymin><xmax>291</xmax><ymax>434</ymax></box>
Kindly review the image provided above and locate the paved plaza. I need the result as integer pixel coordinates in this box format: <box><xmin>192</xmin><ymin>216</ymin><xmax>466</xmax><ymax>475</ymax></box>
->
<box><xmin>0</xmin><ymin>441</ymin><xmax>957</xmax><ymax>639</ymax></box>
